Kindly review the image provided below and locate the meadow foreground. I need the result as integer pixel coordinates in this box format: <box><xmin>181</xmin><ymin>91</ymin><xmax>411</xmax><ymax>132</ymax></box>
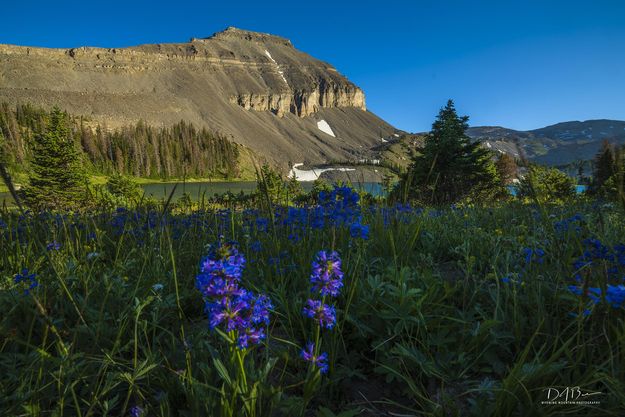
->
<box><xmin>1</xmin><ymin>188</ymin><xmax>624</xmax><ymax>416</ymax></box>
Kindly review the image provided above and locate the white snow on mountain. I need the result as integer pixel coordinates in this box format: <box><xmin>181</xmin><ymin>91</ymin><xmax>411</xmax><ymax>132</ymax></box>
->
<box><xmin>317</xmin><ymin>120</ymin><xmax>336</xmax><ymax>137</ymax></box>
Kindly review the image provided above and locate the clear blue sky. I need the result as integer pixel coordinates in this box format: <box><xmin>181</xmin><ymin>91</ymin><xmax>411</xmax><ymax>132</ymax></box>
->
<box><xmin>1</xmin><ymin>0</ymin><xmax>624</xmax><ymax>132</ymax></box>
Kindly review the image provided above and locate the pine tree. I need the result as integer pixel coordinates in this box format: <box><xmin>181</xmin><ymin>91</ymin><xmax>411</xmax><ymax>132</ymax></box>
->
<box><xmin>395</xmin><ymin>100</ymin><xmax>503</xmax><ymax>205</ymax></box>
<box><xmin>591</xmin><ymin>140</ymin><xmax>616</xmax><ymax>192</ymax></box>
<box><xmin>23</xmin><ymin>107</ymin><xmax>87</xmax><ymax>210</ymax></box>
<box><xmin>495</xmin><ymin>153</ymin><xmax>518</xmax><ymax>185</ymax></box>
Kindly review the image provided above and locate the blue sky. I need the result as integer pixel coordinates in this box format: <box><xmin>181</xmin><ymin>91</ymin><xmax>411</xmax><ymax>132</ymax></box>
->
<box><xmin>2</xmin><ymin>0</ymin><xmax>624</xmax><ymax>132</ymax></box>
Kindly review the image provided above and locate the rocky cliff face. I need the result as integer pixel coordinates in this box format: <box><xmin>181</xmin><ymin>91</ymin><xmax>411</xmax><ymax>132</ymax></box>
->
<box><xmin>0</xmin><ymin>27</ymin><xmax>389</xmax><ymax>166</ymax></box>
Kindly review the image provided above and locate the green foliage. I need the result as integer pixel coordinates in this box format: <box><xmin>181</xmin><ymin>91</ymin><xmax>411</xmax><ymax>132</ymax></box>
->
<box><xmin>106</xmin><ymin>173</ymin><xmax>142</xmax><ymax>200</ymax></box>
<box><xmin>591</xmin><ymin>140</ymin><xmax>617</xmax><ymax>192</ymax></box>
<box><xmin>2</xmin><ymin>201</ymin><xmax>625</xmax><ymax>416</ymax></box>
<box><xmin>255</xmin><ymin>163</ymin><xmax>303</xmax><ymax>205</ymax></box>
<box><xmin>517</xmin><ymin>164</ymin><xmax>575</xmax><ymax>203</ymax></box>
<box><xmin>592</xmin><ymin>143</ymin><xmax>625</xmax><ymax>204</ymax></box>
<box><xmin>22</xmin><ymin>107</ymin><xmax>88</xmax><ymax>210</ymax></box>
<box><xmin>494</xmin><ymin>153</ymin><xmax>518</xmax><ymax>185</ymax></box>
<box><xmin>394</xmin><ymin>100</ymin><xmax>504</xmax><ymax>205</ymax></box>
<box><xmin>0</xmin><ymin>103</ymin><xmax>241</xmax><ymax>179</ymax></box>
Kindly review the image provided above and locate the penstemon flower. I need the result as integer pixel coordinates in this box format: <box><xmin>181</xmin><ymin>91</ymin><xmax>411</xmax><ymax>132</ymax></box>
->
<box><xmin>310</xmin><ymin>250</ymin><xmax>344</xmax><ymax>297</ymax></box>
<box><xmin>303</xmin><ymin>299</ymin><xmax>336</xmax><ymax>329</ymax></box>
<box><xmin>300</xmin><ymin>342</ymin><xmax>328</xmax><ymax>374</ymax></box>
<box><xmin>196</xmin><ymin>241</ymin><xmax>272</xmax><ymax>350</ymax></box>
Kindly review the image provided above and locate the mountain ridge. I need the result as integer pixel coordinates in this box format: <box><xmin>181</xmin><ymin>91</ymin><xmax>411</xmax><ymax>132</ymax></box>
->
<box><xmin>466</xmin><ymin>119</ymin><xmax>625</xmax><ymax>165</ymax></box>
<box><xmin>0</xmin><ymin>27</ymin><xmax>396</xmax><ymax>169</ymax></box>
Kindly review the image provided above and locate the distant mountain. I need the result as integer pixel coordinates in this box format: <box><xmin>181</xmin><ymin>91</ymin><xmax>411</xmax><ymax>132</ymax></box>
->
<box><xmin>467</xmin><ymin>120</ymin><xmax>625</xmax><ymax>165</ymax></box>
<box><xmin>0</xmin><ymin>27</ymin><xmax>397</xmax><ymax>171</ymax></box>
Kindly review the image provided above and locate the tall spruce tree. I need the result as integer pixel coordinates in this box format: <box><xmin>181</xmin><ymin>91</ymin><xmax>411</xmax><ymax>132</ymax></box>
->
<box><xmin>591</xmin><ymin>140</ymin><xmax>616</xmax><ymax>192</ymax></box>
<box><xmin>23</xmin><ymin>107</ymin><xmax>87</xmax><ymax>210</ymax></box>
<box><xmin>395</xmin><ymin>100</ymin><xmax>503</xmax><ymax>205</ymax></box>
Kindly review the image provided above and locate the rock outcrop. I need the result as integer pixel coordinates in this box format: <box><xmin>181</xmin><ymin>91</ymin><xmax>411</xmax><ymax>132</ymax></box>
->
<box><xmin>0</xmin><ymin>27</ymin><xmax>395</xmax><ymax>166</ymax></box>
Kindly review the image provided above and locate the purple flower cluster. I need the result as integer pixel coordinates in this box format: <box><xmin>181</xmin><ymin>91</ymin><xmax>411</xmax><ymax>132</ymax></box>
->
<box><xmin>301</xmin><ymin>250</ymin><xmax>344</xmax><ymax>372</ymax></box>
<box><xmin>46</xmin><ymin>241</ymin><xmax>61</xmax><ymax>251</ymax></box>
<box><xmin>129</xmin><ymin>405</ymin><xmax>144</xmax><ymax>417</ymax></box>
<box><xmin>303</xmin><ymin>299</ymin><xmax>336</xmax><ymax>329</ymax></box>
<box><xmin>300</xmin><ymin>342</ymin><xmax>328</xmax><ymax>374</ymax></box>
<box><xmin>196</xmin><ymin>241</ymin><xmax>272</xmax><ymax>349</ymax></box>
<box><xmin>310</xmin><ymin>250</ymin><xmax>344</xmax><ymax>297</ymax></box>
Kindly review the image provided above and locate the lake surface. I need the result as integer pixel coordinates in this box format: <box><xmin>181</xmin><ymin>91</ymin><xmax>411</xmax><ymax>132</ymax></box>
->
<box><xmin>507</xmin><ymin>184</ymin><xmax>587</xmax><ymax>197</ymax></box>
<box><xmin>141</xmin><ymin>181</ymin><xmax>384</xmax><ymax>200</ymax></box>
<box><xmin>0</xmin><ymin>182</ymin><xmax>588</xmax><ymax>206</ymax></box>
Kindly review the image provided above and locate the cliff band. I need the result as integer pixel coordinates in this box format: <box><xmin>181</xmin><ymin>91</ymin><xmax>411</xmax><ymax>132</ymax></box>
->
<box><xmin>0</xmin><ymin>27</ymin><xmax>396</xmax><ymax>166</ymax></box>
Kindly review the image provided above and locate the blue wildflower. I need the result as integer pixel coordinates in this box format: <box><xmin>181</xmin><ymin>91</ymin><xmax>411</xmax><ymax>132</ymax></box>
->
<box><xmin>523</xmin><ymin>247</ymin><xmax>545</xmax><ymax>264</ymax></box>
<box><xmin>349</xmin><ymin>221</ymin><xmax>369</xmax><ymax>240</ymax></box>
<box><xmin>300</xmin><ymin>342</ymin><xmax>328</xmax><ymax>374</ymax></box>
<box><xmin>195</xmin><ymin>241</ymin><xmax>271</xmax><ymax>350</ymax></box>
<box><xmin>46</xmin><ymin>241</ymin><xmax>61</xmax><ymax>251</ymax></box>
<box><xmin>14</xmin><ymin>268</ymin><xmax>38</xmax><ymax>295</ymax></box>
<box><xmin>129</xmin><ymin>405</ymin><xmax>144</xmax><ymax>417</ymax></box>
<box><xmin>310</xmin><ymin>250</ymin><xmax>344</xmax><ymax>297</ymax></box>
<box><xmin>303</xmin><ymin>299</ymin><xmax>336</xmax><ymax>329</ymax></box>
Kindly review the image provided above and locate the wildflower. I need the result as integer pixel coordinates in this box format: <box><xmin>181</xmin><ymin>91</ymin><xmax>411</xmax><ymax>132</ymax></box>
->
<box><xmin>523</xmin><ymin>247</ymin><xmax>545</xmax><ymax>264</ymax></box>
<box><xmin>237</xmin><ymin>327</ymin><xmax>266</xmax><ymax>349</ymax></box>
<box><xmin>349</xmin><ymin>221</ymin><xmax>369</xmax><ymax>240</ymax></box>
<box><xmin>196</xmin><ymin>241</ymin><xmax>271</xmax><ymax>350</ymax></box>
<box><xmin>46</xmin><ymin>241</ymin><xmax>61</xmax><ymax>251</ymax></box>
<box><xmin>567</xmin><ymin>284</ymin><xmax>625</xmax><ymax>310</ymax></box>
<box><xmin>310</xmin><ymin>250</ymin><xmax>344</xmax><ymax>297</ymax></box>
<box><xmin>300</xmin><ymin>342</ymin><xmax>329</xmax><ymax>374</ymax></box>
<box><xmin>303</xmin><ymin>299</ymin><xmax>336</xmax><ymax>329</ymax></box>
<box><xmin>152</xmin><ymin>283</ymin><xmax>164</xmax><ymax>291</ymax></box>
<box><xmin>129</xmin><ymin>405</ymin><xmax>144</xmax><ymax>417</ymax></box>
<box><xmin>14</xmin><ymin>268</ymin><xmax>38</xmax><ymax>295</ymax></box>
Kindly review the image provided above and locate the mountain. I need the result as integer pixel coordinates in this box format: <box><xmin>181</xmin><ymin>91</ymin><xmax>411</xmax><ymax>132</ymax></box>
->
<box><xmin>0</xmin><ymin>27</ymin><xmax>398</xmax><ymax>170</ymax></box>
<box><xmin>467</xmin><ymin>120</ymin><xmax>625</xmax><ymax>166</ymax></box>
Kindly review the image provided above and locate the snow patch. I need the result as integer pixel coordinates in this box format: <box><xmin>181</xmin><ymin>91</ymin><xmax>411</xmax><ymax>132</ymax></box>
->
<box><xmin>381</xmin><ymin>138</ymin><xmax>388</xmax><ymax>143</ymax></box>
<box><xmin>317</xmin><ymin>120</ymin><xmax>336</xmax><ymax>137</ymax></box>
<box><xmin>486</xmin><ymin>142</ymin><xmax>492</xmax><ymax>148</ymax></box>
<box><xmin>288</xmin><ymin>163</ymin><xmax>355</xmax><ymax>181</ymax></box>
<box><xmin>264</xmin><ymin>49</ymin><xmax>288</xmax><ymax>85</ymax></box>
<box><xmin>393</xmin><ymin>133</ymin><xmax>400</xmax><ymax>137</ymax></box>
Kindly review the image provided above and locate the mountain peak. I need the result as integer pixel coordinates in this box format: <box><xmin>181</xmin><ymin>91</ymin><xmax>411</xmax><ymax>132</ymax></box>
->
<box><xmin>198</xmin><ymin>27</ymin><xmax>293</xmax><ymax>47</ymax></box>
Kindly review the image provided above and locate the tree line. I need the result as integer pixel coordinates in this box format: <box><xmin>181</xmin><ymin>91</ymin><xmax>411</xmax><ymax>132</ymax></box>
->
<box><xmin>0</xmin><ymin>103</ymin><xmax>241</xmax><ymax>179</ymax></box>
<box><xmin>392</xmin><ymin>100</ymin><xmax>625</xmax><ymax>206</ymax></box>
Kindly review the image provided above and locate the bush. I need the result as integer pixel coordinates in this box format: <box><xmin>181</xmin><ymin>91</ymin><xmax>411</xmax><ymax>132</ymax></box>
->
<box><xmin>106</xmin><ymin>173</ymin><xmax>142</xmax><ymax>200</ymax></box>
<box><xmin>517</xmin><ymin>165</ymin><xmax>575</xmax><ymax>203</ymax></box>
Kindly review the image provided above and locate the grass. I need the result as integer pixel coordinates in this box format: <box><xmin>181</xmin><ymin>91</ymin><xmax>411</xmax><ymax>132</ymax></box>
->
<box><xmin>1</xmin><ymin>195</ymin><xmax>624</xmax><ymax>416</ymax></box>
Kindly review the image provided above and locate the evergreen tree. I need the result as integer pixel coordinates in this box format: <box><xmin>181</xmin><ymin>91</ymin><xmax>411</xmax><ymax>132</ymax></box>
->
<box><xmin>495</xmin><ymin>153</ymin><xmax>518</xmax><ymax>185</ymax></box>
<box><xmin>23</xmin><ymin>107</ymin><xmax>87</xmax><ymax>210</ymax></box>
<box><xmin>591</xmin><ymin>140</ymin><xmax>616</xmax><ymax>192</ymax></box>
<box><xmin>395</xmin><ymin>100</ymin><xmax>503</xmax><ymax>205</ymax></box>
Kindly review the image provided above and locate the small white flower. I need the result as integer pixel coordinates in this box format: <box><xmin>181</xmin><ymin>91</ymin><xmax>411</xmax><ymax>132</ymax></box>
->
<box><xmin>152</xmin><ymin>283</ymin><xmax>164</xmax><ymax>291</ymax></box>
